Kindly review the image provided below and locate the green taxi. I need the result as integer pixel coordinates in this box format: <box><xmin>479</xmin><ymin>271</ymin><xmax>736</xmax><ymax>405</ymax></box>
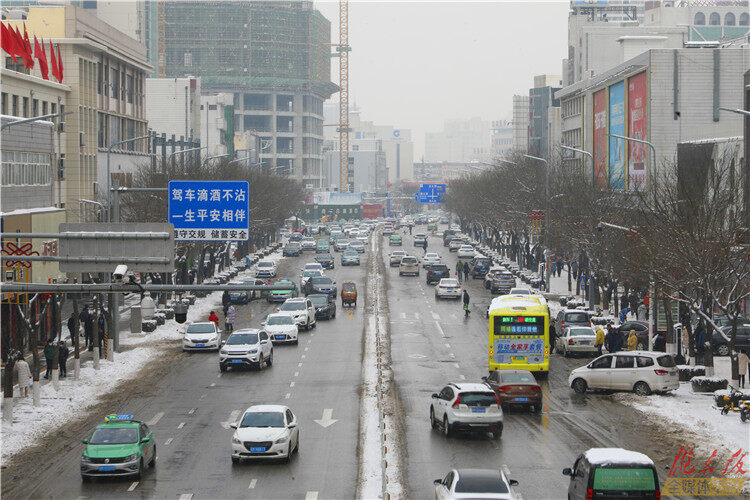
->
<box><xmin>389</xmin><ymin>234</ymin><xmax>403</xmax><ymax>246</ymax></box>
<box><xmin>316</xmin><ymin>240</ymin><xmax>330</xmax><ymax>253</ymax></box>
<box><xmin>80</xmin><ymin>414</ymin><xmax>155</xmax><ymax>480</ymax></box>
<box><xmin>267</xmin><ymin>278</ymin><xmax>297</xmax><ymax>303</ymax></box>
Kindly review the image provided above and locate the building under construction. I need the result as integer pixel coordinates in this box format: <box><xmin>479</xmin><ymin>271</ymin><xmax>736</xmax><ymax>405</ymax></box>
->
<box><xmin>148</xmin><ymin>0</ymin><xmax>337</xmax><ymax>188</ymax></box>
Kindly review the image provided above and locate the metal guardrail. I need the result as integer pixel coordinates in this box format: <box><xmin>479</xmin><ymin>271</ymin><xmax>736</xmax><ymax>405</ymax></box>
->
<box><xmin>0</xmin><ymin>283</ymin><xmax>296</xmax><ymax>293</ymax></box>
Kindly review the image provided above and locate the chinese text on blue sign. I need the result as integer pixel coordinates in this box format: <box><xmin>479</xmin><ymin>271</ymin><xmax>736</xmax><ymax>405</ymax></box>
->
<box><xmin>168</xmin><ymin>180</ymin><xmax>250</xmax><ymax>241</ymax></box>
<box><xmin>415</xmin><ymin>183</ymin><xmax>446</xmax><ymax>203</ymax></box>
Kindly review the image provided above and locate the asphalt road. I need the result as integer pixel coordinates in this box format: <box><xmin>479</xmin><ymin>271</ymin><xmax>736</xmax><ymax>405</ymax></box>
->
<box><xmin>3</xmin><ymin>245</ymin><xmax>369</xmax><ymax>500</ymax></box>
<box><xmin>386</xmin><ymin>229</ymin><xmax>689</xmax><ymax>499</ymax></box>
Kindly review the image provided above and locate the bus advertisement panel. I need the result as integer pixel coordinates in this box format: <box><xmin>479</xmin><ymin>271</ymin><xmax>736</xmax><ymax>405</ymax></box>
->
<box><xmin>628</xmin><ymin>72</ymin><xmax>648</xmax><ymax>191</ymax></box>
<box><xmin>593</xmin><ymin>90</ymin><xmax>608</xmax><ymax>189</ymax></box>
<box><xmin>608</xmin><ymin>81</ymin><xmax>626</xmax><ymax>190</ymax></box>
<box><xmin>488</xmin><ymin>296</ymin><xmax>550</xmax><ymax>374</ymax></box>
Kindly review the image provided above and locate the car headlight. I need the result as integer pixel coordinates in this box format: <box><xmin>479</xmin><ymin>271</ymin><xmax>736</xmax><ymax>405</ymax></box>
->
<box><xmin>232</xmin><ymin>436</ymin><xmax>241</xmax><ymax>444</ymax></box>
<box><xmin>125</xmin><ymin>453</ymin><xmax>139</xmax><ymax>462</ymax></box>
<box><xmin>220</xmin><ymin>349</ymin><xmax>227</xmax><ymax>355</ymax></box>
<box><xmin>248</xmin><ymin>349</ymin><xmax>258</xmax><ymax>354</ymax></box>
<box><xmin>274</xmin><ymin>437</ymin><xmax>288</xmax><ymax>444</ymax></box>
<box><xmin>81</xmin><ymin>454</ymin><xmax>93</xmax><ymax>463</ymax></box>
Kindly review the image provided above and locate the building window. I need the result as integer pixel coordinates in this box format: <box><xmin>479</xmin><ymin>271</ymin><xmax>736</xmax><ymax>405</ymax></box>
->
<box><xmin>97</xmin><ymin>62</ymin><xmax>102</xmax><ymax>95</ymax></box>
<box><xmin>184</xmin><ymin>52</ymin><xmax>192</xmax><ymax>67</ymax></box>
<box><xmin>42</xmin><ymin>101</ymin><xmax>48</xmax><ymax>115</ymax></box>
<box><xmin>709</xmin><ymin>12</ymin><xmax>720</xmax><ymax>25</ymax></box>
<box><xmin>127</xmin><ymin>74</ymin><xmax>134</xmax><ymax>103</ymax></box>
<box><xmin>739</xmin><ymin>12</ymin><xmax>748</xmax><ymax>26</ymax></box>
<box><xmin>111</xmin><ymin>67</ymin><xmax>119</xmax><ymax>99</ymax></box>
<box><xmin>0</xmin><ymin>151</ymin><xmax>52</xmax><ymax>186</ymax></box>
<box><xmin>32</xmin><ymin>99</ymin><xmax>39</xmax><ymax>117</ymax></box>
<box><xmin>725</xmin><ymin>12</ymin><xmax>735</xmax><ymax>26</ymax></box>
<box><xmin>1</xmin><ymin>93</ymin><xmax>6</xmax><ymax>115</ymax></box>
<box><xmin>22</xmin><ymin>97</ymin><xmax>29</xmax><ymax>117</ymax></box>
<box><xmin>694</xmin><ymin>12</ymin><xmax>705</xmax><ymax>25</ymax></box>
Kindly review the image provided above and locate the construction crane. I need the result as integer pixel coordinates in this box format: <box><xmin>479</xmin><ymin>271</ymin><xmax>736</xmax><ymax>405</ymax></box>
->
<box><xmin>337</xmin><ymin>0</ymin><xmax>351</xmax><ymax>192</ymax></box>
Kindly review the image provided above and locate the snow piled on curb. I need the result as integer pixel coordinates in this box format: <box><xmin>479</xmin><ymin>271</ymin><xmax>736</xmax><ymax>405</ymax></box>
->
<box><xmin>1</xmin><ymin>253</ymin><xmax>278</xmax><ymax>463</ymax></box>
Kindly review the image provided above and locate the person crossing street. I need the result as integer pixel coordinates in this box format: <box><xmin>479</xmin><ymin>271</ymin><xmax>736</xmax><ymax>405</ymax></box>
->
<box><xmin>462</xmin><ymin>290</ymin><xmax>471</xmax><ymax>317</ymax></box>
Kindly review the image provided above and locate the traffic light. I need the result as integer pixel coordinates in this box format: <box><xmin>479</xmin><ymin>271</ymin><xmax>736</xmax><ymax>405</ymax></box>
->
<box><xmin>174</xmin><ymin>302</ymin><xmax>188</xmax><ymax>324</ymax></box>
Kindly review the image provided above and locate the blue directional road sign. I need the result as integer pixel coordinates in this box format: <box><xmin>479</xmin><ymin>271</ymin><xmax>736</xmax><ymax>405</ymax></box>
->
<box><xmin>168</xmin><ymin>180</ymin><xmax>250</xmax><ymax>241</ymax></box>
<box><xmin>415</xmin><ymin>182</ymin><xmax>446</xmax><ymax>203</ymax></box>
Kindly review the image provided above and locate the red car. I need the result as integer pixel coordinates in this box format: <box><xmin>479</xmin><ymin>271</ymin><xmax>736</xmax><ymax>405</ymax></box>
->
<box><xmin>482</xmin><ymin>369</ymin><xmax>542</xmax><ymax>412</ymax></box>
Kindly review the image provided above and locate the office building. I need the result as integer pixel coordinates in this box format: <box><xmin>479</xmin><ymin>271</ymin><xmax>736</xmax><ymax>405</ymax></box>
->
<box><xmin>201</xmin><ymin>93</ymin><xmax>235</xmax><ymax>158</ymax></box>
<box><xmin>528</xmin><ymin>75</ymin><xmax>562</xmax><ymax>158</ymax></box>
<box><xmin>512</xmin><ymin>95</ymin><xmax>530</xmax><ymax>152</ymax></box>
<box><xmin>145</xmin><ymin>76</ymin><xmax>201</xmax><ymax>146</ymax></box>
<box><xmin>424</xmin><ymin>118</ymin><xmax>491</xmax><ymax>163</ymax></box>
<box><xmin>491</xmin><ymin>120</ymin><xmax>513</xmax><ymax>159</ymax></box>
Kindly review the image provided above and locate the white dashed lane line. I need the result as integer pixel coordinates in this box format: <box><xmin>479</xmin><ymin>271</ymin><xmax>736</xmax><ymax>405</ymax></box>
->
<box><xmin>210</xmin><ymin>382</ymin><xmax>216</xmax><ymax>387</ymax></box>
<box><xmin>431</xmin><ymin>312</ymin><xmax>441</xmax><ymax>320</ymax></box>
<box><xmin>248</xmin><ymin>479</ymin><xmax>257</xmax><ymax>489</ymax></box>
<box><xmin>164</xmin><ymin>438</ymin><xmax>173</xmax><ymax>446</ymax></box>
<box><xmin>127</xmin><ymin>481</ymin><xmax>138</xmax><ymax>491</ymax></box>
<box><xmin>305</xmin><ymin>492</ymin><xmax>318</xmax><ymax>500</ymax></box>
<box><xmin>221</xmin><ymin>409</ymin><xmax>241</xmax><ymax>429</ymax></box>
<box><xmin>285</xmin><ymin>393</ymin><xmax>291</xmax><ymax>399</ymax></box>
<box><xmin>177</xmin><ymin>422</ymin><xmax>185</xmax><ymax>429</ymax></box>
<box><xmin>178</xmin><ymin>494</ymin><xmax>193</xmax><ymax>500</ymax></box>
<box><xmin>188</xmin><ymin>407</ymin><xmax>196</xmax><ymax>415</ymax></box>
<box><xmin>290</xmin><ymin>381</ymin><xmax>295</xmax><ymax>387</ymax></box>
<box><xmin>146</xmin><ymin>412</ymin><xmax>164</xmax><ymax>426</ymax></box>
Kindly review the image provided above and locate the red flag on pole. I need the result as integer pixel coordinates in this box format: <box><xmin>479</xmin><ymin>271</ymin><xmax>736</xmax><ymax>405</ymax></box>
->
<box><xmin>55</xmin><ymin>43</ymin><xmax>63</xmax><ymax>82</ymax></box>
<box><xmin>14</xmin><ymin>26</ymin><xmax>33</xmax><ymax>69</ymax></box>
<box><xmin>34</xmin><ymin>35</ymin><xmax>49</xmax><ymax>80</ymax></box>
<box><xmin>49</xmin><ymin>39</ymin><xmax>60</xmax><ymax>82</ymax></box>
<box><xmin>22</xmin><ymin>24</ymin><xmax>34</xmax><ymax>69</ymax></box>
<box><xmin>1</xmin><ymin>23</ymin><xmax>18</xmax><ymax>63</ymax></box>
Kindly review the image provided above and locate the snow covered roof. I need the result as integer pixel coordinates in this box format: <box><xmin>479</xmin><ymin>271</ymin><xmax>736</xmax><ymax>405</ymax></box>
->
<box><xmin>490</xmin><ymin>294</ymin><xmax>547</xmax><ymax>311</ymax></box>
<box><xmin>0</xmin><ymin>206</ymin><xmax>64</xmax><ymax>217</ymax></box>
<box><xmin>584</xmin><ymin>448</ymin><xmax>654</xmax><ymax>466</ymax></box>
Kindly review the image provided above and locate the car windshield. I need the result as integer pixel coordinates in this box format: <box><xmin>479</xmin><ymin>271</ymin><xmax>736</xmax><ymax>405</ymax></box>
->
<box><xmin>258</xmin><ymin>262</ymin><xmax>273</xmax><ymax>268</ymax></box>
<box><xmin>509</xmin><ymin>288</ymin><xmax>529</xmax><ymax>294</ymax></box>
<box><xmin>440</xmin><ymin>279</ymin><xmax>459</xmax><ymax>286</ymax></box>
<box><xmin>89</xmin><ymin>427</ymin><xmax>138</xmax><ymax>445</ymax></box>
<box><xmin>239</xmin><ymin>411</ymin><xmax>284</xmax><ymax>428</ymax></box>
<box><xmin>460</xmin><ymin>392</ymin><xmax>497</xmax><ymax>407</ymax></box>
<box><xmin>429</xmin><ymin>265</ymin><xmax>449</xmax><ymax>272</ymax></box>
<box><xmin>226</xmin><ymin>333</ymin><xmax>258</xmax><ymax>345</ymax></box>
<box><xmin>186</xmin><ymin>324</ymin><xmax>215</xmax><ymax>334</ymax></box>
<box><xmin>309</xmin><ymin>296</ymin><xmax>329</xmax><ymax>305</ymax></box>
<box><xmin>402</xmin><ymin>258</ymin><xmax>417</xmax><ymax>264</ymax></box>
<box><xmin>342</xmin><ymin>283</ymin><xmax>356</xmax><ymax>291</ymax></box>
<box><xmin>499</xmin><ymin>372</ymin><xmax>536</xmax><ymax>384</ymax></box>
<box><xmin>266</xmin><ymin>315</ymin><xmax>294</xmax><ymax>325</ymax></box>
<box><xmin>303</xmin><ymin>270</ymin><xmax>321</xmax><ymax>277</ymax></box>
<box><xmin>570</xmin><ymin>328</ymin><xmax>595</xmax><ymax>336</ymax></box>
<box><xmin>280</xmin><ymin>302</ymin><xmax>305</xmax><ymax>311</ymax></box>
<box><xmin>311</xmin><ymin>277</ymin><xmax>333</xmax><ymax>284</ymax></box>
<box><xmin>455</xmin><ymin>474</ymin><xmax>509</xmax><ymax>494</ymax></box>
<box><xmin>475</xmin><ymin>259</ymin><xmax>491</xmax><ymax>266</ymax></box>
<box><xmin>425</xmin><ymin>253</ymin><xmax>439</xmax><ymax>258</ymax></box>
<box><xmin>566</xmin><ymin>312</ymin><xmax>589</xmax><ymax>323</ymax></box>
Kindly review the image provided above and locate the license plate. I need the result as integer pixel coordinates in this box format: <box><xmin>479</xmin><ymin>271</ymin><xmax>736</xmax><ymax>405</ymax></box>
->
<box><xmin>231</xmin><ymin>359</ymin><xmax>243</xmax><ymax>364</ymax></box>
<box><xmin>98</xmin><ymin>465</ymin><xmax>116</xmax><ymax>472</ymax></box>
<box><xmin>670</xmin><ymin>372</ymin><xmax>677</xmax><ymax>376</ymax></box>
<box><xmin>471</xmin><ymin>407</ymin><xmax>486</xmax><ymax>413</ymax></box>
<box><xmin>578</xmin><ymin>341</ymin><xmax>590</xmax><ymax>345</ymax></box>
<box><xmin>513</xmin><ymin>356</ymin><xmax>525</xmax><ymax>361</ymax></box>
<box><xmin>196</xmin><ymin>344</ymin><xmax>205</xmax><ymax>348</ymax></box>
<box><xmin>249</xmin><ymin>447</ymin><xmax>266</xmax><ymax>453</ymax></box>
<box><xmin>275</xmin><ymin>335</ymin><xmax>285</xmax><ymax>340</ymax></box>
<box><xmin>447</xmin><ymin>288</ymin><xmax>455</xmax><ymax>291</ymax></box>
<box><xmin>515</xmin><ymin>397</ymin><xmax>528</xmax><ymax>402</ymax></box>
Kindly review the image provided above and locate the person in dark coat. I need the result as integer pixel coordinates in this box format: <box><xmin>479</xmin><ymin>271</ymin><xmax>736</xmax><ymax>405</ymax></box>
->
<box><xmin>58</xmin><ymin>340</ymin><xmax>69</xmax><ymax>377</ymax></box>
<box><xmin>549</xmin><ymin>319</ymin><xmax>558</xmax><ymax>353</ymax></box>
<box><xmin>463</xmin><ymin>263</ymin><xmax>470</xmax><ymax>282</ymax></box>
<box><xmin>462</xmin><ymin>290</ymin><xmax>470</xmax><ymax>317</ymax></box>
<box><xmin>43</xmin><ymin>339</ymin><xmax>55</xmax><ymax>379</ymax></box>
<box><xmin>67</xmin><ymin>312</ymin><xmax>77</xmax><ymax>342</ymax></box>
<box><xmin>222</xmin><ymin>290</ymin><xmax>231</xmax><ymax>316</ymax></box>
<box><xmin>97</xmin><ymin>315</ymin><xmax>106</xmax><ymax>352</ymax></box>
<box><xmin>80</xmin><ymin>308</ymin><xmax>93</xmax><ymax>349</ymax></box>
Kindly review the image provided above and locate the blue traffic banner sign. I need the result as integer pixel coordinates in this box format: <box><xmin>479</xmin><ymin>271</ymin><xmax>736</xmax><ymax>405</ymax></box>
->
<box><xmin>415</xmin><ymin>182</ymin><xmax>446</xmax><ymax>203</ymax></box>
<box><xmin>168</xmin><ymin>180</ymin><xmax>250</xmax><ymax>241</ymax></box>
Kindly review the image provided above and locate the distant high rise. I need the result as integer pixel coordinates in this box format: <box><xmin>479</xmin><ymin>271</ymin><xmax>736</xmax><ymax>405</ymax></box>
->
<box><xmin>528</xmin><ymin>75</ymin><xmax>562</xmax><ymax>159</ymax></box>
<box><xmin>512</xmin><ymin>95</ymin><xmax>530</xmax><ymax>152</ymax></box>
<box><xmin>424</xmin><ymin>118</ymin><xmax>491</xmax><ymax>163</ymax></box>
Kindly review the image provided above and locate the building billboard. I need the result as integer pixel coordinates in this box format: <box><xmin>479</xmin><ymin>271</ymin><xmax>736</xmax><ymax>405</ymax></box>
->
<box><xmin>627</xmin><ymin>72</ymin><xmax>648</xmax><ymax>191</ymax></box>
<box><xmin>608</xmin><ymin>81</ymin><xmax>626</xmax><ymax>190</ymax></box>
<box><xmin>593</xmin><ymin>89</ymin><xmax>608</xmax><ymax>188</ymax></box>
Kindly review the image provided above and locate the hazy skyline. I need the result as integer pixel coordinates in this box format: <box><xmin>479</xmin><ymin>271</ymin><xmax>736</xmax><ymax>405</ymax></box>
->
<box><xmin>316</xmin><ymin>1</ymin><xmax>570</xmax><ymax>157</ymax></box>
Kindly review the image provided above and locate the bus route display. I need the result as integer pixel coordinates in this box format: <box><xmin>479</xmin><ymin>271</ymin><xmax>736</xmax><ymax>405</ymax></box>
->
<box><xmin>492</xmin><ymin>316</ymin><xmax>545</xmax><ymax>365</ymax></box>
<box><xmin>493</xmin><ymin>316</ymin><xmax>544</xmax><ymax>336</ymax></box>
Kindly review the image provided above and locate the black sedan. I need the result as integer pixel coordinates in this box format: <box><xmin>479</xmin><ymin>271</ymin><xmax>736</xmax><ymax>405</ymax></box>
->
<box><xmin>315</xmin><ymin>253</ymin><xmax>335</xmax><ymax>269</ymax></box>
<box><xmin>304</xmin><ymin>276</ymin><xmax>338</xmax><ymax>298</ymax></box>
<box><xmin>426</xmin><ymin>264</ymin><xmax>450</xmax><ymax>285</ymax></box>
<box><xmin>309</xmin><ymin>293</ymin><xmax>337</xmax><ymax>320</ymax></box>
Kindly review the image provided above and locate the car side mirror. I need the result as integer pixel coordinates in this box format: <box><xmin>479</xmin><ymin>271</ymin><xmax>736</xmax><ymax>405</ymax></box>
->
<box><xmin>221</xmin><ymin>340</ymin><xmax>226</xmax><ymax>345</ymax></box>
<box><xmin>288</xmin><ymin>423</ymin><xmax>296</xmax><ymax>429</ymax></box>
<box><xmin>431</xmin><ymin>393</ymin><xmax>438</xmax><ymax>398</ymax></box>
<box><xmin>433</xmin><ymin>479</ymin><xmax>443</xmax><ymax>485</ymax></box>
<box><xmin>230</xmin><ymin>423</ymin><xmax>237</xmax><ymax>429</ymax></box>
<box><xmin>82</xmin><ymin>438</ymin><xmax>89</xmax><ymax>444</ymax></box>
<box><xmin>509</xmin><ymin>479</ymin><xmax>519</xmax><ymax>486</ymax></box>
<box><xmin>562</xmin><ymin>468</ymin><xmax>572</xmax><ymax>476</ymax></box>
<box><xmin>140</xmin><ymin>437</ymin><xmax>150</xmax><ymax>444</ymax></box>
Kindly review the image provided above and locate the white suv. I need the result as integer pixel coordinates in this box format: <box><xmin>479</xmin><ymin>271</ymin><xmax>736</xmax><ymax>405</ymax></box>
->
<box><xmin>278</xmin><ymin>298</ymin><xmax>317</xmax><ymax>330</ymax></box>
<box><xmin>399</xmin><ymin>256</ymin><xmax>420</xmax><ymax>276</ymax></box>
<box><xmin>263</xmin><ymin>313</ymin><xmax>299</xmax><ymax>345</ymax></box>
<box><xmin>568</xmin><ymin>351</ymin><xmax>679</xmax><ymax>395</ymax></box>
<box><xmin>255</xmin><ymin>261</ymin><xmax>277</xmax><ymax>278</ymax></box>
<box><xmin>430</xmin><ymin>383</ymin><xmax>503</xmax><ymax>439</ymax></box>
<box><xmin>219</xmin><ymin>329</ymin><xmax>273</xmax><ymax>372</ymax></box>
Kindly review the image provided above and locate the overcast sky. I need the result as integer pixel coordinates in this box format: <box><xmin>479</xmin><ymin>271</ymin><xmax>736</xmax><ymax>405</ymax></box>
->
<box><xmin>316</xmin><ymin>0</ymin><xmax>569</xmax><ymax>157</ymax></box>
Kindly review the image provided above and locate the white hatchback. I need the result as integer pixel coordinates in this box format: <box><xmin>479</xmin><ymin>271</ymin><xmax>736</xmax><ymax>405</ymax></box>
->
<box><xmin>556</xmin><ymin>326</ymin><xmax>598</xmax><ymax>357</ymax></box>
<box><xmin>430</xmin><ymin>383</ymin><xmax>503</xmax><ymax>439</ymax></box>
<box><xmin>435</xmin><ymin>278</ymin><xmax>462</xmax><ymax>299</ymax></box>
<box><xmin>183</xmin><ymin>322</ymin><xmax>220</xmax><ymax>351</ymax></box>
<box><xmin>255</xmin><ymin>261</ymin><xmax>277</xmax><ymax>278</ymax></box>
<box><xmin>399</xmin><ymin>256</ymin><xmax>420</xmax><ymax>276</ymax></box>
<box><xmin>263</xmin><ymin>313</ymin><xmax>299</xmax><ymax>345</ymax></box>
<box><xmin>230</xmin><ymin>405</ymin><xmax>299</xmax><ymax>463</ymax></box>
<box><xmin>457</xmin><ymin>245</ymin><xmax>475</xmax><ymax>259</ymax></box>
<box><xmin>568</xmin><ymin>351</ymin><xmax>679</xmax><ymax>395</ymax></box>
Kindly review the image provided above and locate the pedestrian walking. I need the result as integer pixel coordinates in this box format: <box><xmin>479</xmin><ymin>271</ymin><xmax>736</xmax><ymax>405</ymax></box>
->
<box><xmin>456</xmin><ymin>261</ymin><xmax>463</xmax><ymax>283</ymax></box>
<box><xmin>80</xmin><ymin>307</ymin><xmax>93</xmax><ymax>349</ymax></box>
<box><xmin>737</xmin><ymin>349</ymin><xmax>749</xmax><ymax>388</ymax></box>
<box><xmin>225</xmin><ymin>304</ymin><xmax>236</xmax><ymax>332</ymax></box>
<box><xmin>629</xmin><ymin>292</ymin><xmax>639</xmax><ymax>318</ymax></box>
<box><xmin>627</xmin><ymin>330</ymin><xmax>638</xmax><ymax>351</ymax></box>
<box><xmin>556</xmin><ymin>257</ymin><xmax>563</xmax><ymax>277</ymax></box>
<box><xmin>462</xmin><ymin>290</ymin><xmax>470</xmax><ymax>317</ymax></box>
<box><xmin>97</xmin><ymin>315</ymin><xmax>106</xmax><ymax>353</ymax></box>
<box><xmin>423</xmin><ymin>238</ymin><xmax>429</xmax><ymax>254</ymax></box>
<box><xmin>43</xmin><ymin>339</ymin><xmax>55</xmax><ymax>379</ymax></box>
<box><xmin>58</xmin><ymin>341</ymin><xmax>69</xmax><ymax>377</ymax></box>
<box><xmin>549</xmin><ymin>319</ymin><xmax>558</xmax><ymax>353</ymax></box>
<box><xmin>463</xmin><ymin>263</ymin><xmax>470</xmax><ymax>282</ymax></box>
<box><xmin>209</xmin><ymin>311</ymin><xmax>220</xmax><ymax>328</ymax></box>
<box><xmin>619</xmin><ymin>306</ymin><xmax>629</xmax><ymax>323</ymax></box>
<box><xmin>637</xmin><ymin>302</ymin><xmax>647</xmax><ymax>321</ymax></box>
<box><xmin>595</xmin><ymin>326</ymin><xmax>605</xmax><ymax>355</ymax></box>
<box><xmin>408</xmin><ymin>225</ymin><xmax>413</xmax><ymax>235</ymax></box>
<box><xmin>222</xmin><ymin>290</ymin><xmax>231</xmax><ymax>316</ymax></box>
<box><xmin>604</xmin><ymin>324</ymin><xmax>614</xmax><ymax>353</ymax></box>
<box><xmin>15</xmin><ymin>358</ymin><xmax>31</xmax><ymax>397</ymax></box>
<box><xmin>571</xmin><ymin>260</ymin><xmax>578</xmax><ymax>280</ymax></box>
<box><xmin>67</xmin><ymin>312</ymin><xmax>77</xmax><ymax>342</ymax></box>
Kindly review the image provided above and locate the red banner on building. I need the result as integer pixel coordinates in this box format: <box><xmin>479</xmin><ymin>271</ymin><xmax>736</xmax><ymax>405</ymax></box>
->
<box><xmin>593</xmin><ymin>89</ymin><xmax>608</xmax><ymax>189</ymax></box>
<box><xmin>362</xmin><ymin>204</ymin><xmax>383</xmax><ymax>219</ymax></box>
<box><xmin>628</xmin><ymin>71</ymin><xmax>648</xmax><ymax>191</ymax></box>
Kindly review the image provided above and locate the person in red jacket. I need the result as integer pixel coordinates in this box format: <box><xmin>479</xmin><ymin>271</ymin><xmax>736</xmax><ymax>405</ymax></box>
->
<box><xmin>208</xmin><ymin>311</ymin><xmax>220</xmax><ymax>328</ymax></box>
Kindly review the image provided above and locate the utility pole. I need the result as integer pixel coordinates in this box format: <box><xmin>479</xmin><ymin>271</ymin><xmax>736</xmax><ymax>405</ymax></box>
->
<box><xmin>524</xmin><ymin>154</ymin><xmax>550</xmax><ymax>292</ymax></box>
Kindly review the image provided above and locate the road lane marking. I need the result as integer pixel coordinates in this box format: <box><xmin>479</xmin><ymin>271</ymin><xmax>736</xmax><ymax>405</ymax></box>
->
<box><xmin>400</xmin><ymin>312</ymin><xmax>406</xmax><ymax>319</ymax></box>
<box><xmin>301</xmin><ymin>355</ymin><xmax>306</xmax><ymax>359</ymax></box>
<box><xmin>147</xmin><ymin>412</ymin><xmax>164</xmax><ymax>426</ymax></box>
<box><xmin>294</xmin><ymin>371</ymin><xmax>299</xmax><ymax>377</ymax></box>
<box><xmin>248</xmin><ymin>479</ymin><xmax>257</xmax><ymax>489</ymax></box>
<box><xmin>449</xmin><ymin>353</ymin><xmax>455</xmax><ymax>358</ymax></box>
<box><xmin>177</xmin><ymin>422</ymin><xmax>185</xmax><ymax>429</ymax></box>
<box><xmin>459</xmin><ymin>374</ymin><xmax>466</xmax><ymax>380</ymax></box>
<box><xmin>408</xmin><ymin>354</ymin><xmax>427</xmax><ymax>359</ymax></box>
<box><xmin>210</xmin><ymin>382</ymin><xmax>216</xmax><ymax>387</ymax></box>
<box><xmin>435</xmin><ymin>321</ymin><xmax>446</xmax><ymax>338</ymax></box>
<box><xmin>298</xmin><ymin>362</ymin><xmax>303</xmax><ymax>367</ymax></box>
<box><xmin>178</xmin><ymin>495</ymin><xmax>193</xmax><ymax>500</ymax></box>
<box><xmin>164</xmin><ymin>438</ymin><xmax>173</xmax><ymax>445</ymax></box>
<box><xmin>200</xmin><ymin>393</ymin><xmax>207</xmax><ymax>400</ymax></box>
<box><xmin>304</xmin><ymin>347</ymin><xmax>309</xmax><ymax>352</ymax></box>
<box><xmin>290</xmin><ymin>381</ymin><xmax>295</xmax><ymax>387</ymax></box>
<box><xmin>188</xmin><ymin>407</ymin><xmax>196</xmax><ymax>415</ymax></box>
<box><xmin>217</xmin><ymin>373</ymin><xmax>222</xmax><ymax>378</ymax></box>
<box><xmin>432</xmin><ymin>312</ymin><xmax>441</xmax><ymax>320</ymax></box>
<box><xmin>445</xmin><ymin>343</ymin><xmax>451</xmax><ymax>348</ymax></box>
<box><xmin>127</xmin><ymin>481</ymin><xmax>138</xmax><ymax>491</ymax></box>
<box><xmin>305</xmin><ymin>493</ymin><xmax>318</xmax><ymax>500</ymax></box>
<box><xmin>221</xmin><ymin>409</ymin><xmax>241</xmax><ymax>429</ymax></box>
<box><xmin>285</xmin><ymin>393</ymin><xmax>291</xmax><ymax>399</ymax></box>
<box><xmin>414</xmin><ymin>312</ymin><xmax>420</xmax><ymax>319</ymax></box>
<box><xmin>454</xmin><ymin>363</ymin><xmax>460</xmax><ymax>369</ymax></box>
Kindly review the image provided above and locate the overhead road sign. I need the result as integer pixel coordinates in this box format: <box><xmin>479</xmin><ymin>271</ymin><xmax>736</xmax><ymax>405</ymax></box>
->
<box><xmin>168</xmin><ymin>180</ymin><xmax>250</xmax><ymax>241</ymax></box>
<box><xmin>415</xmin><ymin>182</ymin><xmax>446</xmax><ymax>203</ymax></box>
<box><xmin>58</xmin><ymin>223</ymin><xmax>174</xmax><ymax>273</ymax></box>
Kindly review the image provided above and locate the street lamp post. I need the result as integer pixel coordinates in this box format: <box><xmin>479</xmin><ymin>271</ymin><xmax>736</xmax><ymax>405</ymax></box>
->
<box><xmin>719</xmin><ymin>107</ymin><xmax>750</xmax><ymax>118</ymax></box>
<box><xmin>167</xmin><ymin>145</ymin><xmax>208</xmax><ymax>170</ymax></box>
<box><xmin>606</xmin><ymin>133</ymin><xmax>656</xmax><ymax>192</ymax></box>
<box><xmin>524</xmin><ymin>154</ymin><xmax>550</xmax><ymax>292</ymax></box>
<box><xmin>107</xmin><ymin>134</ymin><xmax>151</xmax><ymax>221</ymax></box>
<box><xmin>560</xmin><ymin>145</ymin><xmax>594</xmax><ymax>182</ymax></box>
